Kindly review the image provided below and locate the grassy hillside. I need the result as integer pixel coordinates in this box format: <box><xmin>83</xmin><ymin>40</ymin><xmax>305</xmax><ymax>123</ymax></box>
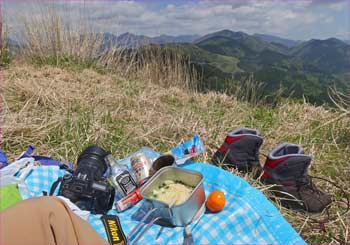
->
<box><xmin>290</xmin><ymin>38</ymin><xmax>350</xmax><ymax>74</ymax></box>
<box><xmin>197</xmin><ymin>36</ymin><xmax>257</xmax><ymax>58</ymax></box>
<box><xmin>2</xmin><ymin>62</ymin><xmax>349</xmax><ymax>244</ymax></box>
<box><xmin>172</xmin><ymin>32</ymin><xmax>350</xmax><ymax>105</ymax></box>
<box><xmin>163</xmin><ymin>43</ymin><xmax>241</xmax><ymax>74</ymax></box>
<box><xmin>195</xmin><ymin>29</ymin><xmax>286</xmax><ymax>54</ymax></box>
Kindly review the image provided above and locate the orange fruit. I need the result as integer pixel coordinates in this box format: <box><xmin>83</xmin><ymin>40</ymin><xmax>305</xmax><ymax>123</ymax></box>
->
<box><xmin>206</xmin><ymin>190</ymin><xmax>226</xmax><ymax>212</ymax></box>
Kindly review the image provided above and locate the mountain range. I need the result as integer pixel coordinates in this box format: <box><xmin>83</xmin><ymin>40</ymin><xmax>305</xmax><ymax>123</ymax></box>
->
<box><xmin>161</xmin><ymin>30</ymin><xmax>349</xmax><ymax>104</ymax></box>
<box><xmin>101</xmin><ymin>30</ymin><xmax>349</xmax><ymax>104</ymax></box>
<box><xmin>102</xmin><ymin>32</ymin><xmax>200</xmax><ymax>48</ymax></box>
<box><xmin>101</xmin><ymin>30</ymin><xmax>349</xmax><ymax>49</ymax></box>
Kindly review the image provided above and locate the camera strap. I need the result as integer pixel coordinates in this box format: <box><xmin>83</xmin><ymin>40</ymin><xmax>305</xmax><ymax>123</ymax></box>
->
<box><xmin>49</xmin><ymin>177</ymin><xmax>63</xmax><ymax>196</ymax></box>
<box><xmin>101</xmin><ymin>215</ymin><xmax>127</xmax><ymax>245</ymax></box>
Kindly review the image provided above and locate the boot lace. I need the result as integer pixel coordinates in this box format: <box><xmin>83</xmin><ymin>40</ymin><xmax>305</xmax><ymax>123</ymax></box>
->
<box><xmin>296</xmin><ymin>176</ymin><xmax>322</xmax><ymax>194</ymax></box>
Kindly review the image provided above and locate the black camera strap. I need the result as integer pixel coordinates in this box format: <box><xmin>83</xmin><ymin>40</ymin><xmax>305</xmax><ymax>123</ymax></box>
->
<box><xmin>49</xmin><ymin>177</ymin><xmax>63</xmax><ymax>196</ymax></box>
<box><xmin>101</xmin><ymin>215</ymin><xmax>127</xmax><ymax>245</ymax></box>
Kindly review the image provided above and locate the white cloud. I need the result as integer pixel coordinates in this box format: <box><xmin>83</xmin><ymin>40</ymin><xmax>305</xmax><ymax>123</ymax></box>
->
<box><xmin>3</xmin><ymin>0</ymin><xmax>348</xmax><ymax>40</ymax></box>
<box><xmin>329</xmin><ymin>1</ymin><xmax>348</xmax><ymax>11</ymax></box>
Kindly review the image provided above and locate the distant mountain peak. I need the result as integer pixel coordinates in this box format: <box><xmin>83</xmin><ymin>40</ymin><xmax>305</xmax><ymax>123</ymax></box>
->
<box><xmin>118</xmin><ymin>32</ymin><xmax>131</xmax><ymax>37</ymax></box>
<box><xmin>216</xmin><ymin>29</ymin><xmax>233</xmax><ymax>34</ymax></box>
<box><xmin>194</xmin><ymin>29</ymin><xmax>288</xmax><ymax>54</ymax></box>
<box><xmin>325</xmin><ymin>37</ymin><xmax>348</xmax><ymax>45</ymax></box>
<box><xmin>253</xmin><ymin>33</ymin><xmax>301</xmax><ymax>48</ymax></box>
<box><xmin>194</xmin><ymin>29</ymin><xmax>250</xmax><ymax>43</ymax></box>
<box><xmin>157</xmin><ymin>34</ymin><xmax>171</xmax><ymax>38</ymax></box>
<box><xmin>305</xmin><ymin>37</ymin><xmax>348</xmax><ymax>47</ymax></box>
<box><xmin>119</xmin><ymin>32</ymin><xmax>148</xmax><ymax>38</ymax></box>
<box><xmin>102</xmin><ymin>32</ymin><xmax>200</xmax><ymax>48</ymax></box>
<box><xmin>326</xmin><ymin>37</ymin><xmax>338</xmax><ymax>41</ymax></box>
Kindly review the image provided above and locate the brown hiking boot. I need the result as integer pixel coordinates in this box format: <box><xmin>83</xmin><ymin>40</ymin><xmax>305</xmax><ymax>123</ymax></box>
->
<box><xmin>261</xmin><ymin>143</ymin><xmax>332</xmax><ymax>213</ymax></box>
<box><xmin>212</xmin><ymin>128</ymin><xmax>263</xmax><ymax>172</ymax></box>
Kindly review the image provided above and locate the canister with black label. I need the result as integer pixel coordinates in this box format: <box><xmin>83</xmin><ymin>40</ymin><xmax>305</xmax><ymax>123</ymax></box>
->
<box><xmin>105</xmin><ymin>154</ymin><xmax>138</xmax><ymax>200</ymax></box>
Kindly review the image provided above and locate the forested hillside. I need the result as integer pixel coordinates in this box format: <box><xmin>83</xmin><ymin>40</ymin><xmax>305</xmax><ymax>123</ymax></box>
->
<box><xmin>162</xmin><ymin>30</ymin><xmax>350</xmax><ymax>105</ymax></box>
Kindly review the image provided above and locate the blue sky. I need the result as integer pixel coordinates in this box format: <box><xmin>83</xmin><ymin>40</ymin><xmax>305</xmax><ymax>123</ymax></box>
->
<box><xmin>3</xmin><ymin>0</ymin><xmax>350</xmax><ymax>41</ymax></box>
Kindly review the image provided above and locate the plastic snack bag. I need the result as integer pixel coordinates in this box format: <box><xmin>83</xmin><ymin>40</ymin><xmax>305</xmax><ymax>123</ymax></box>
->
<box><xmin>171</xmin><ymin>133</ymin><xmax>204</xmax><ymax>165</ymax></box>
<box><xmin>116</xmin><ymin>147</ymin><xmax>160</xmax><ymax>168</ymax></box>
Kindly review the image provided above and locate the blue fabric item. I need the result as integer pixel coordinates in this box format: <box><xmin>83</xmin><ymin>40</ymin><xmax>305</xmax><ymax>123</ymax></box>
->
<box><xmin>0</xmin><ymin>149</ymin><xmax>8</xmax><ymax>169</ymax></box>
<box><xmin>19</xmin><ymin>145</ymin><xmax>60</xmax><ymax>166</ymax></box>
<box><xmin>18</xmin><ymin>145</ymin><xmax>73</xmax><ymax>169</ymax></box>
<box><xmin>21</xmin><ymin>145</ymin><xmax>35</xmax><ymax>157</ymax></box>
<box><xmin>19</xmin><ymin>166</ymin><xmax>67</xmax><ymax>199</ymax></box>
<box><xmin>19</xmin><ymin>163</ymin><xmax>305</xmax><ymax>244</ymax></box>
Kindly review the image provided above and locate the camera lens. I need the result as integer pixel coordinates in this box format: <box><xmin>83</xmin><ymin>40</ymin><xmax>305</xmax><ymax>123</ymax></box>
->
<box><xmin>76</xmin><ymin>146</ymin><xmax>110</xmax><ymax>179</ymax></box>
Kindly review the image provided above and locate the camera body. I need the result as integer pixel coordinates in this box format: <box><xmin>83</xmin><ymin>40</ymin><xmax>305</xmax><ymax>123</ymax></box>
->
<box><xmin>58</xmin><ymin>146</ymin><xmax>115</xmax><ymax>214</ymax></box>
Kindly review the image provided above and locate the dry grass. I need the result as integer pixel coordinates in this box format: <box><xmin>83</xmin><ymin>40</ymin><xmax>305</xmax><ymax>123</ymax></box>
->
<box><xmin>13</xmin><ymin>3</ymin><xmax>103</xmax><ymax>63</ymax></box>
<box><xmin>9</xmin><ymin>5</ymin><xmax>199</xmax><ymax>92</ymax></box>
<box><xmin>100</xmin><ymin>45</ymin><xmax>200</xmax><ymax>91</ymax></box>
<box><xmin>2</xmin><ymin>63</ymin><xmax>349</xmax><ymax>243</ymax></box>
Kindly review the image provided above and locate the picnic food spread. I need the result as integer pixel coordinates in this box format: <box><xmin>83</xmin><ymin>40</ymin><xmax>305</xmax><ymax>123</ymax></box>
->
<box><xmin>1</xmin><ymin>130</ymin><xmax>331</xmax><ymax>245</ymax></box>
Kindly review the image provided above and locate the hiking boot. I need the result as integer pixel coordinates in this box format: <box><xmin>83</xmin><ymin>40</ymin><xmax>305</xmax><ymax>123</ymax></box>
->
<box><xmin>212</xmin><ymin>128</ymin><xmax>263</xmax><ymax>171</ymax></box>
<box><xmin>261</xmin><ymin>143</ymin><xmax>332</xmax><ymax>213</ymax></box>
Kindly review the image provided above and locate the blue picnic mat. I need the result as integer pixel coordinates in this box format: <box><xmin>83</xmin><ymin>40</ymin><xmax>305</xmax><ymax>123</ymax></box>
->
<box><xmin>20</xmin><ymin>162</ymin><xmax>305</xmax><ymax>245</ymax></box>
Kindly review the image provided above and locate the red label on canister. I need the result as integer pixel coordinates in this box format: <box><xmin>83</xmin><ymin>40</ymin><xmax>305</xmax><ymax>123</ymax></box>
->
<box><xmin>116</xmin><ymin>188</ymin><xmax>142</xmax><ymax>212</ymax></box>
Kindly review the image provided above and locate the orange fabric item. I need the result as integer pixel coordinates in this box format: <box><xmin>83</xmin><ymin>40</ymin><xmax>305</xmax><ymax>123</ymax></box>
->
<box><xmin>0</xmin><ymin>196</ymin><xmax>108</xmax><ymax>245</ymax></box>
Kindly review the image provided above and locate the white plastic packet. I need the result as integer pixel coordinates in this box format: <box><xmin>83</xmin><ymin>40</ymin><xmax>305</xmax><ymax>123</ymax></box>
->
<box><xmin>0</xmin><ymin>157</ymin><xmax>35</xmax><ymax>198</ymax></box>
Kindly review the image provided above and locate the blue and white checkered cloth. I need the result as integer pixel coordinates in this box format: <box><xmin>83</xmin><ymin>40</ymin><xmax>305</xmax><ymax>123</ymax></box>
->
<box><xmin>20</xmin><ymin>162</ymin><xmax>305</xmax><ymax>245</ymax></box>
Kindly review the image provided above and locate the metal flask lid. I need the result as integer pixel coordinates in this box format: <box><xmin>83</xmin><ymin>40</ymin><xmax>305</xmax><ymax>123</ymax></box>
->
<box><xmin>104</xmin><ymin>154</ymin><xmax>116</xmax><ymax>167</ymax></box>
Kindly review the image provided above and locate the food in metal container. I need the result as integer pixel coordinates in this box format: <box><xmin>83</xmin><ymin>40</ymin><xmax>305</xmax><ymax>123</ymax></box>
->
<box><xmin>131</xmin><ymin>153</ymin><xmax>151</xmax><ymax>184</ymax></box>
<box><xmin>149</xmin><ymin>180</ymin><xmax>194</xmax><ymax>205</ymax></box>
<box><xmin>141</xmin><ymin>166</ymin><xmax>205</xmax><ymax>227</ymax></box>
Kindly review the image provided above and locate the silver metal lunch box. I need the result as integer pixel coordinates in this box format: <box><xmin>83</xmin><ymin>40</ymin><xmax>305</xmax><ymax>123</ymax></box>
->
<box><xmin>140</xmin><ymin>166</ymin><xmax>205</xmax><ymax>227</ymax></box>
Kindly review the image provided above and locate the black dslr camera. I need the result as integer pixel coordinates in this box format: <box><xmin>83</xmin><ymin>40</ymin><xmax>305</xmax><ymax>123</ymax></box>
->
<box><xmin>58</xmin><ymin>146</ymin><xmax>115</xmax><ymax>214</ymax></box>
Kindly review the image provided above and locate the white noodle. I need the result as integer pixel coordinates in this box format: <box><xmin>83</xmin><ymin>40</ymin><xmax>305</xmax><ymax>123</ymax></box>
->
<box><xmin>151</xmin><ymin>180</ymin><xmax>193</xmax><ymax>205</ymax></box>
